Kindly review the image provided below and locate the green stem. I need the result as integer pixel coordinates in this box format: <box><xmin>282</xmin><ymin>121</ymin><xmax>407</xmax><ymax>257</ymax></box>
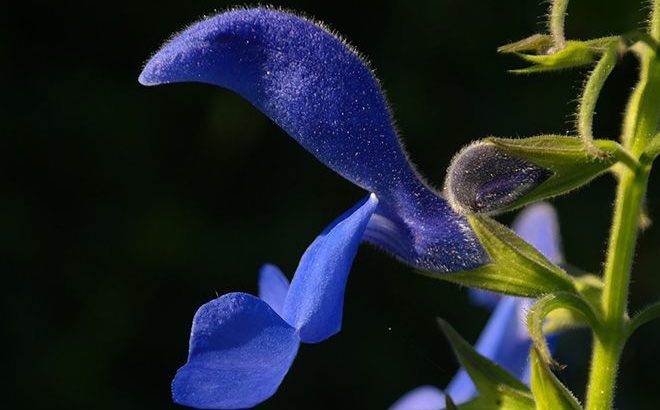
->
<box><xmin>652</xmin><ymin>0</ymin><xmax>660</xmax><ymax>41</ymax></box>
<box><xmin>548</xmin><ymin>0</ymin><xmax>570</xmax><ymax>48</ymax></box>
<box><xmin>601</xmin><ymin>168</ymin><xmax>649</xmax><ymax>323</ymax></box>
<box><xmin>584</xmin><ymin>5</ymin><xmax>660</xmax><ymax>406</ymax></box>
<box><xmin>585</xmin><ymin>161</ymin><xmax>650</xmax><ymax>410</ymax></box>
<box><xmin>578</xmin><ymin>43</ymin><xmax>618</xmax><ymax>150</ymax></box>
<box><xmin>585</xmin><ymin>335</ymin><xmax>623</xmax><ymax>410</ymax></box>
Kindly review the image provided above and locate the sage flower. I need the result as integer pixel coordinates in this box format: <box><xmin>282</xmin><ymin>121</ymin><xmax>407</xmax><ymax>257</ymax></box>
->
<box><xmin>139</xmin><ymin>7</ymin><xmax>489</xmax><ymax>274</ymax></box>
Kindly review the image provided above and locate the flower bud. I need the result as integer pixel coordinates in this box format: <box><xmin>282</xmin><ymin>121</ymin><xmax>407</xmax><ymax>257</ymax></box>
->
<box><xmin>445</xmin><ymin>141</ymin><xmax>552</xmax><ymax>215</ymax></box>
<box><xmin>444</xmin><ymin>136</ymin><xmax>620</xmax><ymax>215</ymax></box>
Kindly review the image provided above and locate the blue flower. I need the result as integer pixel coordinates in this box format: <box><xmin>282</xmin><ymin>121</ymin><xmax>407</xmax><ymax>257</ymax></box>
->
<box><xmin>172</xmin><ymin>195</ymin><xmax>378</xmax><ymax>409</ymax></box>
<box><xmin>139</xmin><ymin>7</ymin><xmax>489</xmax><ymax>274</ymax></box>
<box><xmin>390</xmin><ymin>202</ymin><xmax>563</xmax><ymax>410</ymax></box>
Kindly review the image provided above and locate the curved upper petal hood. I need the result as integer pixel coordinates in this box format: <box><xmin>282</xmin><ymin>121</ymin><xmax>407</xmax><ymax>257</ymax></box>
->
<box><xmin>139</xmin><ymin>8</ymin><xmax>488</xmax><ymax>274</ymax></box>
<box><xmin>139</xmin><ymin>7</ymin><xmax>413</xmax><ymax>195</ymax></box>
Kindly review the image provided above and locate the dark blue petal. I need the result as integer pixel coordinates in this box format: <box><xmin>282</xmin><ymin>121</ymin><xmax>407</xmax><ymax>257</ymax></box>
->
<box><xmin>172</xmin><ymin>292</ymin><xmax>299</xmax><ymax>409</ymax></box>
<box><xmin>445</xmin><ymin>142</ymin><xmax>552</xmax><ymax>215</ymax></box>
<box><xmin>139</xmin><ymin>8</ymin><xmax>488</xmax><ymax>274</ymax></box>
<box><xmin>511</xmin><ymin>202</ymin><xmax>563</xmax><ymax>264</ymax></box>
<box><xmin>389</xmin><ymin>385</ymin><xmax>446</xmax><ymax>410</ymax></box>
<box><xmin>139</xmin><ymin>8</ymin><xmax>415</xmax><ymax>196</ymax></box>
<box><xmin>258</xmin><ymin>263</ymin><xmax>290</xmax><ymax>316</ymax></box>
<box><xmin>364</xmin><ymin>189</ymin><xmax>489</xmax><ymax>273</ymax></box>
<box><xmin>282</xmin><ymin>194</ymin><xmax>378</xmax><ymax>343</ymax></box>
<box><xmin>446</xmin><ymin>297</ymin><xmax>531</xmax><ymax>403</ymax></box>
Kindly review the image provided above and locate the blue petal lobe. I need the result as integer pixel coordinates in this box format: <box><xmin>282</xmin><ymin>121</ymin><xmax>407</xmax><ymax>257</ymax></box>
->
<box><xmin>258</xmin><ymin>263</ymin><xmax>290</xmax><ymax>316</ymax></box>
<box><xmin>172</xmin><ymin>292</ymin><xmax>299</xmax><ymax>409</ymax></box>
<box><xmin>389</xmin><ymin>385</ymin><xmax>446</xmax><ymax>410</ymax></box>
<box><xmin>511</xmin><ymin>202</ymin><xmax>563</xmax><ymax>264</ymax></box>
<box><xmin>139</xmin><ymin>8</ymin><xmax>416</xmax><ymax>196</ymax></box>
<box><xmin>446</xmin><ymin>297</ymin><xmax>531</xmax><ymax>403</ymax></box>
<box><xmin>282</xmin><ymin>194</ymin><xmax>378</xmax><ymax>343</ymax></box>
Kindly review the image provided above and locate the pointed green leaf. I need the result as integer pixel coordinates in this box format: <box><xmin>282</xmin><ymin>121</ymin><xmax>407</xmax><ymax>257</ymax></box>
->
<box><xmin>437</xmin><ymin>318</ymin><xmax>535</xmax><ymax>409</ymax></box>
<box><xmin>530</xmin><ymin>348</ymin><xmax>582</xmax><ymax>410</ymax></box>
<box><xmin>528</xmin><ymin>292</ymin><xmax>601</xmax><ymax>366</ymax></box>
<box><xmin>458</xmin><ymin>391</ymin><xmax>535</xmax><ymax>410</ymax></box>
<box><xmin>498</xmin><ymin>34</ymin><xmax>553</xmax><ymax>53</ymax></box>
<box><xmin>508</xmin><ymin>41</ymin><xmax>595</xmax><ymax>73</ymax></box>
<box><xmin>627</xmin><ymin>300</ymin><xmax>660</xmax><ymax>338</ymax></box>
<box><xmin>646</xmin><ymin>133</ymin><xmax>660</xmax><ymax>158</ymax></box>
<box><xmin>574</xmin><ymin>274</ymin><xmax>604</xmax><ymax>312</ymax></box>
<box><xmin>438</xmin><ymin>215</ymin><xmax>576</xmax><ymax>297</ymax></box>
<box><xmin>445</xmin><ymin>395</ymin><xmax>458</xmax><ymax>410</ymax></box>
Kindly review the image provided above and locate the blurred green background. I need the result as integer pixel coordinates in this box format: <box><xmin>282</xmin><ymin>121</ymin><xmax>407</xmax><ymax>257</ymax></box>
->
<box><xmin>3</xmin><ymin>0</ymin><xmax>659</xmax><ymax>408</ymax></box>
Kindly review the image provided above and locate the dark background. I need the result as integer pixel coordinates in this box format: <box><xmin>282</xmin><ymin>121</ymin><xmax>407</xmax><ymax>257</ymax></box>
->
<box><xmin>3</xmin><ymin>0</ymin><xmax>660</xmax><ymax>409</ymax></box>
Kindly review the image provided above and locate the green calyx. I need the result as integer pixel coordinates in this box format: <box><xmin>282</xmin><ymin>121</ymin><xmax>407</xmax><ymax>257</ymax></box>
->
<box><xmin>436</xmin><ymin>215</ymin><xmax>576</xmax><ymax>297</ymax></box>
<box><xmin>480</xmin><ymin>136</ymin><xmax>635</xmax><ymax>213</ymax></box>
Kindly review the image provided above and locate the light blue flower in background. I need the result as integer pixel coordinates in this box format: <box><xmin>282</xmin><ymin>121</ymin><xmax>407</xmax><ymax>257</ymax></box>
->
<box><xmin>391</xmin><ymin>202</ymin><xmax>563</xmax><ymax>410</ymax></box>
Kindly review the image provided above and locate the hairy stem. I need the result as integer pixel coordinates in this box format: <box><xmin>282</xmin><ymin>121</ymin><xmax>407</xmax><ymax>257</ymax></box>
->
<box><xmin>548</xmin><ymin>0</ymin><xmax>570</xmax><ymax>48</ymax></box>
<box><xmin>585</xmin><ymin>165</ymin><xmax>649</xmax><ymax>409</ymax></box>
<box><xmin>652</xmin><ymin>0</ymin><xmax>660</xmax><ymax>41</ymax></box>
<box><xmin>583</xmin><ymin>4</ymin><xmax>659</xmax><ymax>403</ymax></box>
<box><xmin>601</xmin><ymin>168</ymin><xmax>650</xmax><ymax>324</ymax></box>
<box><xmin>578</xmin><ymin>42</ymin><xmax>618</xmax><ymax>150</ymax></box>
<box><xmin>585</xmin><ymin>334</ymin><xmax>623</xmax><ymax>410</ymax></box>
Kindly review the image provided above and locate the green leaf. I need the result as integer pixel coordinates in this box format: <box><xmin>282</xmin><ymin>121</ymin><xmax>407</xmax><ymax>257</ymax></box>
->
<box><xmin>573</xmin><ymin>274</ymin><xmax>604</xmax><ymax>312</ymax></box>
<box><xmin>457</xmin><ymin>391</ymin><xmax>534</xmax><ymax>410</ymax></box>
<box><xmin>627</xmin><ymin>300</ymin><xmax>660</xmax><ymax>338</ymax></box>
<box><xmin>508</xmin><ymin>41</ymin><xmax>595</xmax><ymax>73</ymax></box>
<box><xmin>437</xmin><ymin>319</ymin><xmax>535</xmax><ymax>409</ymax></box>
<box><xmin>498</xmin><ymin>34</ymin><xmax>553</xmax><ymax>53</ymax></box>
<box><xmin>527</xmin><ymin>292</ymin><xmax>601</xmax><ymax>366</ymax></box>
<box><xmin>530</xmin><ymin>348</ymin><xmax>583</xmax><ymax>410</ymax></box>
<box><xmin>539</xmin><ymin>273</ymin><xmax>603</xmax><ymax>334</ymax></box>
<box><xmin>438</xmin><ymin>215</ymin><xmax>576</xmax><ymax>297</ymax></box>
<box><xmin>484</xmin><ymin>136</ymin><xmax>623</xmax><ymax>212</ymax></box>
<box><xmin>645</xmin><ymin>132</ymin><xmax>660</xmax><ymax>158</ymax></box>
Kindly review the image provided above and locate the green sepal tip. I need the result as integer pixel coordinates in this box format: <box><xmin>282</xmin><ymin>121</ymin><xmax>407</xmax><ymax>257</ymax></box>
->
<box><xmin>437</xmin><ymin>215</ymin><xmax>576</xmax><ymax>297</ymax></box>
<box><xmin>530</xmin><ymin>348</ymin><xmax>583</xmax><ymax>410</ymax></box>
<box><xmin>437</xmin><ymin>318</ymin><xmax>535</xmax><ymax>410</ymax></box>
